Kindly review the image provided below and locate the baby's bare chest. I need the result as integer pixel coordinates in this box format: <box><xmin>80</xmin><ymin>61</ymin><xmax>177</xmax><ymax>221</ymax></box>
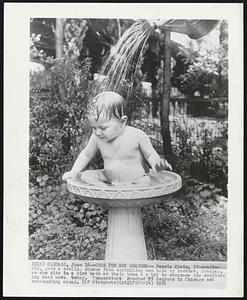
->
<box><xmin>98</xmin><ymin>137</ymin><xmax>139</xmax><ymax>159</ymax></box>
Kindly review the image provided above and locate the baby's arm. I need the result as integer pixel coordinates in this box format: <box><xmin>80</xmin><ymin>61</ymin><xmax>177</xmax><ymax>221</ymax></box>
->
<box><xmin>138</xmin><ymin>129</ymin><xmax>171</xmax><ymax>172</ymax></box>
<box><xmin>62</xmin><ymin>134</ymin><xmax>99</xmax><ymax>181</ymax></box>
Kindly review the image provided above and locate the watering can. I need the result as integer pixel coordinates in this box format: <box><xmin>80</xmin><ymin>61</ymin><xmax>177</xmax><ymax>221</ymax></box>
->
<box><xmin>147</xmin><ymin>19</ymin><xmax>219</xmax><ymax>39</ymax></box>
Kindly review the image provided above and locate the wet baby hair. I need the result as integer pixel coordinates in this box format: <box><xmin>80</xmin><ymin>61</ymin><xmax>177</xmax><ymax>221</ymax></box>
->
<box><xmin>88</xmin><ymin>91</ymin><xmax>127</xmax><ymax>121</ymax></box>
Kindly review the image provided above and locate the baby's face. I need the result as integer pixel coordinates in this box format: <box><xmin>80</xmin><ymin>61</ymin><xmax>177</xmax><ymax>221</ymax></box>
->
<box><xmin>88</xmin><ymin>116</ymin><xmax>126</xmax><ymax>142</ymax></box>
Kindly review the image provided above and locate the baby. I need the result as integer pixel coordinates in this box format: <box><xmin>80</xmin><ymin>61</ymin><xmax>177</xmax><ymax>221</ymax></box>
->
<box><xmin>62</xmin><ymin>91</ymin><xmax>172</xmax><ymax>187</ymax></box>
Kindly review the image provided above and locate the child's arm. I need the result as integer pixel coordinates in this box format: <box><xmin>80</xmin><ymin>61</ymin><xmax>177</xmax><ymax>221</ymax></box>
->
<box><xmin>138</xmin><ymin>129</ymin><xmax>172</xmax><ymax>172</ymax></box>
<box><xmin>62</xmin><ymin>134</ymin><xmax>98</xmax><ymax>181</ymax></box>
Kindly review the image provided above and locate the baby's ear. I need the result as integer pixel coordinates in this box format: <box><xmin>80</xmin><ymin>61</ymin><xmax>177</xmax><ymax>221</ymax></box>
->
<box><xmin>121</xmin><ymin>115</ymin><xmax>128</xmax><ymax>124</ymax></box>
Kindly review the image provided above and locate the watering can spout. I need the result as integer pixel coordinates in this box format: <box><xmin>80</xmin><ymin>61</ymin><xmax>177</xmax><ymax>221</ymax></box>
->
<box><xmin>146</xmin><ymin>19</ymin><xmax>171</xmax><ymax>30</ymax></box>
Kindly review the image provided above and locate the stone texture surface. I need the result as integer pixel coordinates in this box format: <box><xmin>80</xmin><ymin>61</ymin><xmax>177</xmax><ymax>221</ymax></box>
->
<box><xmin>67</xmin><ymin>171</ymin><xmax>182</xmax><ymax>208</ymax></box>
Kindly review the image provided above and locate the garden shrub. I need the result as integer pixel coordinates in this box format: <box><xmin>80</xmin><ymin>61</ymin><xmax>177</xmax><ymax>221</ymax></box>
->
<box><xmin>30</xmin><ymin>55</ymin><xmax>92</xmax><ymax>183</ymax></box>
<box><xmin>170</xmin><ymin>119</ymin><xmax>228</xmax><ymax>194</ymax></box>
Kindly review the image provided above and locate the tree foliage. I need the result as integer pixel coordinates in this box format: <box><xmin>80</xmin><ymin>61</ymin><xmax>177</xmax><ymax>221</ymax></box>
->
<box><xmin>177</xmin><ymin>22</ymin><xmax>228</xmax><ymax>97</ymax></box>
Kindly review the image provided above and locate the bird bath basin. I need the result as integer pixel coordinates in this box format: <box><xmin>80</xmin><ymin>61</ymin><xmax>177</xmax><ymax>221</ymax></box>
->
<box><xmin>67</xmin><ymin>170</ymin><xmax>182</xmax><ymax>261</ymax></box>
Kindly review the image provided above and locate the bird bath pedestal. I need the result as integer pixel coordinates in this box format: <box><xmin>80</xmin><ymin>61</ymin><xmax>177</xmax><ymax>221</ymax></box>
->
<box><xmin>67</xmin><ymin>171</ymin><xmax>182</xmax><ymax>261</ymax></box>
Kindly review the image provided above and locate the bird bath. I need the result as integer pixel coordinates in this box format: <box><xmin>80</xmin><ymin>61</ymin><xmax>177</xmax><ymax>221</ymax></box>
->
<box><xmin>67</xmin><ymin>170</ymin><xmax>182</xmax><ymax>261</ymax></box>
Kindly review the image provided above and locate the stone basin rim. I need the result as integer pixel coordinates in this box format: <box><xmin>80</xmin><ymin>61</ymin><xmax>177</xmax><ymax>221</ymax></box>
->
<box><xmin>67</xmin><ymin>171</ymin><xmax>182</xmax><ymax>192</ymax></box>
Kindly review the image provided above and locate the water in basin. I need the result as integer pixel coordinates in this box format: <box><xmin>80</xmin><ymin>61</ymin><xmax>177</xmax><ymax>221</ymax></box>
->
<box><xmin>72</xmin><ymin>170</ymin><xmax>176</xmax><ymax>190</ymax></box>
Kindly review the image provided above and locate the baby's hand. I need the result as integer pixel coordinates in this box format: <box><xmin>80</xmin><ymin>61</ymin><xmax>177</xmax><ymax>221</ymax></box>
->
<box><xmin>148</xmin><ymin>154</ymin><xmax>163</xmax><ymax>172</ymax></box>
<box><xmin>148</xmin><ymin>154</ymin><xmax>172</xmax><ymax>172</ymax></box>
<box><xmin>160</xmin><ymin>157</ymin><xmax>172</xmax><ymax>171</ymax></box>
<box><xmin>62</xmin><ymin>171</ymin><xmax>78</xmax><ymax>181</ymax></box>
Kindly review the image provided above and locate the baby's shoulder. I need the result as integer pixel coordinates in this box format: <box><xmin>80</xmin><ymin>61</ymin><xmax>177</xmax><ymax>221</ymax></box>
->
<box><xmin>127</xmin><ymin>126</ymin><xmax>146</xmax><ymax>138</ymax></box>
